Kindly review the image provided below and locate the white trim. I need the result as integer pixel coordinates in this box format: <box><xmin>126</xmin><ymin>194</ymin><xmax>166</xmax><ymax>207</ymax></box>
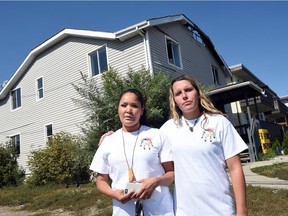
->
<box><xmin>10</xmin><ymin>86</ymin><xmax>22</xmax><ymax>111</ymax></box>
<box><xmin>88</xmin><ymin>44</ymin><xmax>108</xmax><ymax>77</ymax></box>
<box><xmin>35</xmin><ymin>76</ymin><xmax>44</xmax><ymax>101</ymax></box>
<box><xmin>8</xmin><ymin>133</ymin><xmax>21</xmax><ymax>154</ymax></box>
<box><xmin>44</xmin><ymin>123</ymin><xmax>53</xmax><ymax>140</ymax></box>
<box><xmin>165</xmin><ymin>36</ymin><xmax>183</xmax><ymax>69</ymax></box>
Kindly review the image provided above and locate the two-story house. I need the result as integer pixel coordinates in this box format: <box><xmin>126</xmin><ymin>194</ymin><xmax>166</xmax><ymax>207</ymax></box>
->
<box><xmin>0</xmin><ymin>14</ymin><xmax>232</xmax><ymax>173</ymax></box>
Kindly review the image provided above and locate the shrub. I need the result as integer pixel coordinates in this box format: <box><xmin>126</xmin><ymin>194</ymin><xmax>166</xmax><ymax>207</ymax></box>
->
<box><xmin>282</xmin><ymin>130</ymin><xmax>288</xmax><ymax>155</ymax></box>
<box><xmin>27</xmin><ymin>132</ymin><xmax>91</xmax><ymax>186</ymax></box>
<box><xmin>271</xmin><ymin>139</ymin><xmax>282</xmax><ymax>155</ymax></box>
<box><xmin>0</xmin><ymin>142</ymin><xmax>25</xmax><ymax>187</ymax></box>
<box><xmin>73</xmin><ymin>68</ymin><xmax>172</xmax><ymax>154</ymax></box>
<box><xmin>257</xmin><ymin>148</ymin><xmax>276</xmax><ymax>161</ymax></box>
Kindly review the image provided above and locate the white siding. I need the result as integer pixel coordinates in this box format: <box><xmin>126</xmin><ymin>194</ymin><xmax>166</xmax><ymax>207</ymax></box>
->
<box><xmin>0</xmin><ymin>20</ymin><xmax>229</xmax><ymax>174</ymax></box>
<box><xmin>0</xmin><ymin>36</ymin><xmax>147</xmax><ymax>173</ymax></box>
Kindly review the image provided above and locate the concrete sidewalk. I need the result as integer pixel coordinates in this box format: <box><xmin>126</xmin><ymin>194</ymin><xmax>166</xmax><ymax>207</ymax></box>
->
<box><xmin>242</xmin><ymin>155</ymin><xmax>288</xmax><ymax>190</ymax></box>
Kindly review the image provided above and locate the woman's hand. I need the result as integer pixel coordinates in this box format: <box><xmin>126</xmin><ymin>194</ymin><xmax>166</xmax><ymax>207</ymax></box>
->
<box><xmin>114</xmin><ymin>189</ymin><xmax>136</xmax><ymax>204</ymax></box>
<box><xmin>134</xmin><ymin>177</ymin><xmax>159</xmax><ymax>200</ymax></box>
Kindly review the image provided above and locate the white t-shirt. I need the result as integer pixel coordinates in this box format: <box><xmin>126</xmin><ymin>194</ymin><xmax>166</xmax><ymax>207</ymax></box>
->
<box><xmin>160</xmin><ymin>114</ymin><xmax>248</xmax><ymax>216</ymax></box>
<box><xmin>90</xmin><ymin>125</ymin><xmax>174</xmax><ymax>216</ymax></box>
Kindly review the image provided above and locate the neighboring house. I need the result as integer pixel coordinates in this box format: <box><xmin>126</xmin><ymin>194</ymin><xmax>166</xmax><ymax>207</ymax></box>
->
<box><xmin>229</xmin><ymin>64</ymin><xmax>288</xmax><ymax>128</ymax></box>
<box><xmin>209</xmin><ymin>63</ymin><xmax>288</xmax><ymax>162</ymax></box>
<box><xmin>0</xmin><ymin>14</ymin><xmax>232</xmax><ymax>173</ymax></box>
<box><xmin>280</xmin><ymin>95</ymin><xmax>288</xmax><ymax>107</ymax></box>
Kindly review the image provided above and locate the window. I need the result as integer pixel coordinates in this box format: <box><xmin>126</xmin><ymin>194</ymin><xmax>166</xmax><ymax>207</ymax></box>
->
<box><xmin>211</xmin><ymin>66</ymin><xmax>220</xmax><ymax>85</ymax></box>
<box><xmin>45</xmin><ymin>124</ymin><xmax>53</xmax><ymax>139</ymax></box>
<box><xmin>10</xmin><ymin>134</ymin><xmax>20</xmax><ymax>154</ymax></box>
<box><xmin>90</xmin><ymin>46</ymin><xmax>108</xmax><ymax>76</ymax></box>
<box><xmin>166</xmin><ymin>37</ymin><xmax>181</xmax><ymax>68</ymax></box>
<box><xmin>11</xmin><ymin>88</ymin><xmax>21</xmax><ymax>109</ymax></box>
<box><xmin>36</xmin><ymin>77</ymin><xmax>44</xmax><ymax>100</ymax></box>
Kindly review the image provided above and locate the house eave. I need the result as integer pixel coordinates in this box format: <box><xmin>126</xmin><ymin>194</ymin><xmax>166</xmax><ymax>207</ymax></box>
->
<box><xmin>207</xmin><ymin>81</ymin><xmax>264</xmax><ymax>105</ymax></box>
<box><xmin>0</xmin><ymin>14</ymin><xmax>231</xmax><ymax>99</ymax></box>
<box><xmin>0</xmin><ymin>29</ymin><xmax>116</xmax><ymax>100</ymax></box>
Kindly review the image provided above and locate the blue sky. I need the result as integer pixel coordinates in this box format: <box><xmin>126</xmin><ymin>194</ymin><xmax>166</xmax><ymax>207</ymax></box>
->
<box><xmin>1</xmin><ymin>1</ymin><xmax>287</xmax><ymax>97</ymax></box>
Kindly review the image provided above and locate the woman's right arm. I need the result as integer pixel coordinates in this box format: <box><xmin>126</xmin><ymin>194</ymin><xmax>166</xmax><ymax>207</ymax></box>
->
<box><xmin>96</xmin><ymin>173</ymin><xmax>135</xmax><ymax>204</ymax></box>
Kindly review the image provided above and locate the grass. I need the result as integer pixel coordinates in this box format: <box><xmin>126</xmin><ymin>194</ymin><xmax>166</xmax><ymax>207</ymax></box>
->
<box><xmin>0</xmin><ymin>183</ymin><xmax>112</xmax><ymax>215</ymax></box>
<box><xmin>0</xmin><ymin>162</ymin><xmax>288</xmax><ymax>216</ymax></box>
<box><xmin>251</xmin><ymin>162</ymin><xmax>288</xmax><ymax>180</ymax></box>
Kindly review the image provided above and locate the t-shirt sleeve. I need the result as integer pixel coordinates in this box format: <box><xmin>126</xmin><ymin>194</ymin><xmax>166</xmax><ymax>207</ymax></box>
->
<box><xmin>89</xmin><ymin>138</ymin><xmax>110</xmax><ymax>174</ymax></box>
<box><xmin>159</xmin><ymin>128</ymin><xmax>173</xmax><ymax>163</ymax></box>
<box><xmin>221</xmin><ymin>118</ymin><xmax>248</xmax><ymax>160</ymax></box>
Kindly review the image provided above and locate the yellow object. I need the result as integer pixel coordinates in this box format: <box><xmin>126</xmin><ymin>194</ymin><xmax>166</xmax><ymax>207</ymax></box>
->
<box><xmin>258</xmin><ymin>129</ymin><xmax>271</xmax><ymax>154</ymax></box>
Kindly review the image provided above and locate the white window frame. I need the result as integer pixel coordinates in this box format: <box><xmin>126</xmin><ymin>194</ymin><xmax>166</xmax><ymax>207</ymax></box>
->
<box><xmin>9</xmin><ymin>133</ymin><xmax>21</xmax><ymax>154</ymax></box>
<box><xmin>211</xmin><ymin>66</ymin><xmax>220</xmax><ymax>85</ymax></box>
<box><xmin>44</xmin><ymin>123</ymin><xmax>53</xmax><ymax>140</ymax></box>
<box><xmin>165</xmin><ymin>36</ymin><xmax>182</xmax><ymax>69</ymax></box>
<box><xmin>36</xmin><ymin>76</ymin><xmax>44</xmax><ymax>101</ymax></box>
<box><xmin>11</xmin><ymin>87</ymin><xmax>22</xmax><ymax>110</ymax></box>
<box><xmin>89</xmin><ymin>45</ymin><xmax>108</xmax><ymax>77</ymax></box>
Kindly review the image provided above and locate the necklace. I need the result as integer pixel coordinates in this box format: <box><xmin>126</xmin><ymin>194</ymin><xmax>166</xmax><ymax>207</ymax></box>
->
<box><xmin>122</xmin><ymin>127</ymin><xmax>140</xmax><ymax>182</ymax></box>
<box><xmin>184</xmin><ymin>116</ymin><xmax>201</xmax><ymax>132</ymax></box>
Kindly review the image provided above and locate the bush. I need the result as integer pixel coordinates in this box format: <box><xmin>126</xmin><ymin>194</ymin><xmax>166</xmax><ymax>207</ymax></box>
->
<box><xmin>73</xmin><ymin>68</ymin><xmax>172</xmax><ymax>154</ymax></box>
<box><xmin>0</xmin><ymin>142</ymin><xmax>25</xmax><ymax>187</ymax></box>
<box><xmin>257</xmin><ymin>148</ymin><xmax>276</xmax><ymax>161</ymax></box>
<box><xmin>282</xmin><ymin>130</ymin><xmax>288</xmax><ymax>155</ymax></box>
<box><xmin>271</xmin><ymin>139</ymin><xmax>282</xmax><ymax>155</ymax></box>
<box><xmin>27</xmin><ymin>132</ymin><xmax>92</xmax><ymax>186</ymax></box>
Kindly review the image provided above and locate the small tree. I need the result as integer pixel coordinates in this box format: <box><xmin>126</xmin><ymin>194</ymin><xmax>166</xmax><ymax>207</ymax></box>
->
<box><xmin>27</xmin><ymin>132</ymin><xmax>91</xmax><ymax>186</ymax></box>
<box><xmin>282</xmin><ymin>130</ymin><xmax>288</xmax><ymax>154</ymax></box>
<box><xmin>0</xmin><ymin>142</ymin><xmax>25</xmax><ymax>187</ymax></box>
<box><xmin>73</xmin><ymin>68</ymin><xmax>172</xmax><ymax>154</ymax></box>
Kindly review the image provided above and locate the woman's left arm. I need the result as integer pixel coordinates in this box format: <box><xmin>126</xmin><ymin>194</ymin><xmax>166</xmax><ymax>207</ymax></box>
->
<box><xmin>226</xmin><ymin>155</ymin><xmax>248</xmax><ymax>216</ymax></box>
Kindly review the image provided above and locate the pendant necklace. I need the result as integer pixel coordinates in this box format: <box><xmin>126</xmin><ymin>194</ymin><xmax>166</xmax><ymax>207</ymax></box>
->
<box><xmin>122</xmin><ymin>127</ymin><xmax>140</xmax><ymax>182</ymax></box>
<box><xmin>184</xmin><ymin>116</ymin><xmax>201</xmax><ymax>132</ymax></box>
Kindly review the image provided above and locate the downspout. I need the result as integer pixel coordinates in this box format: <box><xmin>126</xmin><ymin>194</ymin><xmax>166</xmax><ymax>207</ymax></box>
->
<box><xmin>137</xmin><ymin>28</ymin><xmax>153</xmax><ymax>75</ymax></box>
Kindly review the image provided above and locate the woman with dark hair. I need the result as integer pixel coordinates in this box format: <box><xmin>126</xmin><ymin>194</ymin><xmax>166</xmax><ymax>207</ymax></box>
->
<box><xmin>161</xmin><ymin>75</ymin><xmax>247</xmax><ymax>215</ymax></box>
<box><xmin>90</xmin><ymin>89</ymin><xmax>174</xmax><ymax>216</ymax></box>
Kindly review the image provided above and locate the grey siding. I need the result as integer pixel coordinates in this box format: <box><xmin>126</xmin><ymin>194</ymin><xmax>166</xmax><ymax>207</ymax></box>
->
<box><xmin>148</xmin><ymin>23</ymin><xmax>227</xmax><ymax>86</ymax></box>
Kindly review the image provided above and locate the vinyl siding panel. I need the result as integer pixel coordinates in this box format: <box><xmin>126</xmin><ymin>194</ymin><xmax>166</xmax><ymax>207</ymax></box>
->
<box><xmin>0</xmin><ymin>20</ymin><xmax>228</xmax><ymax>174</ymax></box>
<box><xmin>148</xmin><ymin>22</ymin><xmax>227</xmax><ymax>86</ymax></box>
<box><xmin>108</xmin><ymin>35</ymin><xmax>147</xmax><ymax>76</ymax></box>
<box><xmin>0</xmin><ymin>35</ymin><xmax>147</xmax><ymax>173</ymax></box>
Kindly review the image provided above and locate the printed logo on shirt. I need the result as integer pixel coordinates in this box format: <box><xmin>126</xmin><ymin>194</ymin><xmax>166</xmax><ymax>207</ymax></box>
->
<box><xmin>140</xmin><ymin>138</ymin><xmax>153</xmax><ymax>150</ymax></box>
<box><xmin>201</xmin><ymin>128</ymin><xmax>215</xmax><ymax>142</ymax></box>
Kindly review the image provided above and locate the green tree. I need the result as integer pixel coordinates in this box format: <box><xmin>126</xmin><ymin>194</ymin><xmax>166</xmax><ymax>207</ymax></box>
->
<box><xmin>0</xmin><ymin>142</ymin><xmax>25</xmax><ymax>187</ymax></box>
<box><xmin>27</xmin><ymin>132</ymin><xmax>91</xmax><ymax>186</ymax></box>
<box><xmin>73</xmin><ymin>68</ymin><xmax>172</xmax><ymax>154</ymax></box>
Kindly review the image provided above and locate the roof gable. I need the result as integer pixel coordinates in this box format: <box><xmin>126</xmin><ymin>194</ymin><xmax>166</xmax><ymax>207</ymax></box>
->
<box><xmin>0</xmin><ymin>14</ymin><xmax>228</xmax><ymax>99</ymax></box>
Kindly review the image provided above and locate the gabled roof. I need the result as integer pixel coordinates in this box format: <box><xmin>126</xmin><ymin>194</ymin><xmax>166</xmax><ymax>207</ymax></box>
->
<box><xmin>0</xmin><ymin>14</ymin><xmax>228</xmax><ymax>100</ymax></box>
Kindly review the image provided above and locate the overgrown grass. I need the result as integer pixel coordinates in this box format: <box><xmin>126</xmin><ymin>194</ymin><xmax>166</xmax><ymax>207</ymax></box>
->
<box><xmin>1</xmin><ymin>163</ymin><xmax>288</xmax><ymax>216</ymax></box>
<box><xmin>0</xmin><ymin>183</ymin><xmax>112</xmax><ymax>215</ymax></box>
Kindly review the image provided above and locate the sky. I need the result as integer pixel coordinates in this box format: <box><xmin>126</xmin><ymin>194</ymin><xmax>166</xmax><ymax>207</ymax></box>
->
<box><xmin>0</xmin><ymin>1</ymin><xmax>288</xmax><ymax>97</ymax></box>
